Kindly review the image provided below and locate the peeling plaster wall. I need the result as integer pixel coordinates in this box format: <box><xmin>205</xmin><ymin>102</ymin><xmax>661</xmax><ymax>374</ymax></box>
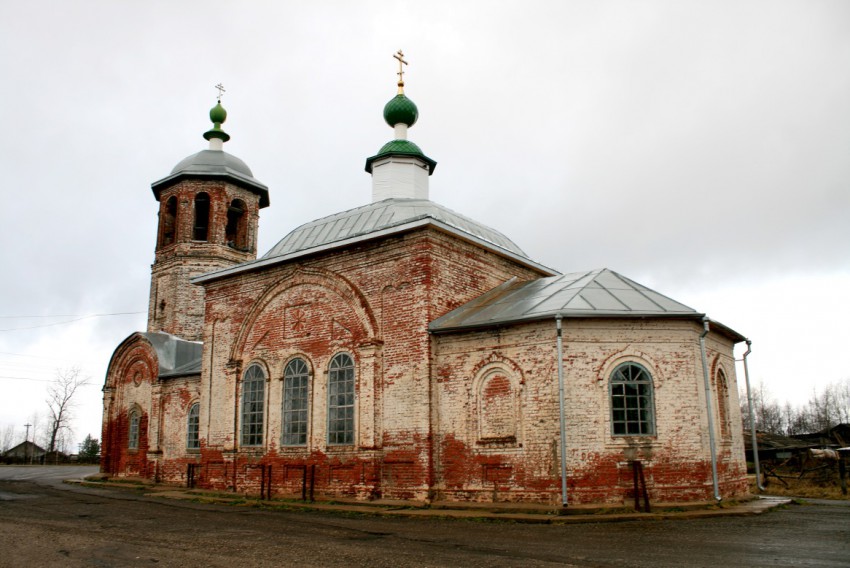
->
<box><xmin>103</xmin><ymin>224</ymin><xmax>747</xmax><ymax>505</ymax></box>
<box><xmin>176</xmin><ymin>227</ymin><xmax>540</xmax><ymax>499</ymax></box>
<box><xmin>432</xmin><ymin>318</ymin><xmax>748</xmax><ymax>505</ymax></box>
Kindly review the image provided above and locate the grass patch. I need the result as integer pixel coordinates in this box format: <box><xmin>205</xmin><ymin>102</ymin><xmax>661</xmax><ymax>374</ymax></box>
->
<box><xmin>750</xmin><ymin>471</ymin><xmax>850</xmax><ymax>500</ymax></box>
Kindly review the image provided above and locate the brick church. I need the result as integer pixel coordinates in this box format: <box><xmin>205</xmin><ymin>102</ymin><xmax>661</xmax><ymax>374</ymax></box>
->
<box><xmin>102</xmin><ymin>58</ymin><xmax>749</xmax><ymax>506</ymax></box>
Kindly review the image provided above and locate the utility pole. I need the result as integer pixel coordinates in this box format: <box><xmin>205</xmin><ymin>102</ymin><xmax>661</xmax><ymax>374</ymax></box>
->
<box><xmin>24</xmin><ymin>423</ymin><xmax>32</xmax><ymax>464</ymax></box>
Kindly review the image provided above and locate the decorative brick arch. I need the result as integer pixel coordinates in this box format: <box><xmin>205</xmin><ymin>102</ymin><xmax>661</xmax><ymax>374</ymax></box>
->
<box><xmin>231</xmin><ymin>266</ymin><xmax>378</xmax><ymax>361</ymax></box>
<box><xmin>104</xmin><ymin>333</ymin><xmax>159</xmax><ymax>391</ymax></box>
<box><xmin>710</xmin><ymin>354</ymin><xmax>732</xmax><ymax>439</ymax></box>
<box><xmin>595</xmin><ymin>347</ymin><xmax>663</xmax><ymax>388</ymax></box>
<box><xmin>709</xmin><ymin>352</ymin><xmax>727</xmax><ymax>379</ymax></box>
<box><xmin>281</xmin><ymin>352</ymin><xmax>315</xmax><ymax>376</ymax></box>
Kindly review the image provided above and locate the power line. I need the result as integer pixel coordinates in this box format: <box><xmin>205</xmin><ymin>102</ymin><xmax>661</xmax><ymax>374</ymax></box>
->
<box><xmin>0</xmin><ymin>351</ymin><xmax>102</xmax><ymax>364</ymax></box>
<box><xmin>0</xmin><ymin>375</ymin><xmax>99</xmax><ymax>386</ymax></box>
<box><xmin>0</xmin><ymin>312</ymin><xmax>145</xmax><ymax>332</ymax></box>
<box><xmin>0</xmin><ymin>312</ymin><xmax>144</xmax><ymax>319</ymax></box>
<box><xmin>0</xmin><ymin>375</ymin><xmax>53</xmax><ymax>383</ymax></box>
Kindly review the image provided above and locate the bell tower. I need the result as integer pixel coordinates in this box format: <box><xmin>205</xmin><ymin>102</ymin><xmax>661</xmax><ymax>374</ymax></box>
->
<box><xmin>147</xmin><ymin>97</ymin><xmax>270</xmax><ymax>341</ymax></box>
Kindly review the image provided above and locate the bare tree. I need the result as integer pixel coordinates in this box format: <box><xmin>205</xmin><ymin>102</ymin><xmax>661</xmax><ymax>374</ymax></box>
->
<box><xmin>740</xmin><ymin>381</ymin><xmax>785</xmax><ymax>435</ymax></box>
<box><xmin>0</xmin><ymin>423</ymin><xmax>16</xmax><ymax>454</ymax></box>
<box><xmin>45</xmin><ymin>367</ymin><xmax>90</xmax><ymax>461</ymax></box>
<box><xmin>743</xmin><ymin>377</ymin><xmax>850</xmax><ymax>437</ymax></box>
<box><xmin>783</xmin><ymin>401</ymin><xmax>803</xmax><ymax>436</ymax></box>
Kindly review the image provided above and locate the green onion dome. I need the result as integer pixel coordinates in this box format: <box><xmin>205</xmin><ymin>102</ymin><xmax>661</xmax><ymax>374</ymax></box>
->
<box><xmin>204</xmin><ymin>101</ymin><xmax>230</xmax><ymax>142</ymax></box>
<box><xmin>383</xmin><ymin>94</ymin><xmax>418</xmax><ymax>127</ymax></box>
<box><xmin>209</xmin><ymin>101</ymin><xmax>227</xmax><ymax>124</ymax></box>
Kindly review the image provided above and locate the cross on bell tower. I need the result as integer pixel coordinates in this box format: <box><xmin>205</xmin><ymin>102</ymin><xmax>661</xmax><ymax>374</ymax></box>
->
<box><xmin>393</xmin><ymin>50</ymin><xmax>408</xmax><ymax>94</ymax></box>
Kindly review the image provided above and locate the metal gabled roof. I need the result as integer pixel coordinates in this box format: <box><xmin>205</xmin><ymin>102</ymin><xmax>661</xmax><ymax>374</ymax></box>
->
<box><xmin>430</xmin><ymin>268</ymin><xmax>719</xmax><ymax>332</ymax></box>
<box><xmin>193</xmin><ymin>198</ymin><xmax>556</xmax><ymax>284</ymax></box>
<box><xmin>263</xmin><ymin>198</ymin><xmax>526</xmax><ymax>259</ymax></box>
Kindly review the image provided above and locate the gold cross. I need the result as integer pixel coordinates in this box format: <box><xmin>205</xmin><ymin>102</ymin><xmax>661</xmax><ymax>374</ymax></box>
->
<box><xmin>393</xmin><ymin>50</ymin><xmax>408</xmax><ymax>94</ymax></box>
<box><xmin>214</xmin><ymin>83</ymin><xmax>226</xmax><ymax>101</ymax></box>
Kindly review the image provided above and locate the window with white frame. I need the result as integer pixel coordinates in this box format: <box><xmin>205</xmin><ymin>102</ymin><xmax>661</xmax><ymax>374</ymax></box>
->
<box><xmin>187</xmin><ymin>403</ymin><xmax>200</xmax><ymax>449</ymax></box>
<box><xmin>282</xmin><ymin>358</ymin><xmax>309</xmax><ymax>446</ymax></box>
<box><xmin>327</xmin><ymin>353</ymin><xmax>354</xmax><ymax>445</ymax></box>
<box><xmin>241</xmin><ymin>364</ymin><xmax>266</xmax><ymax>447</ymax></box>
<box><xmin>610</xmin><ymin>362</ymin><xmax>655</xmax><ymax>436</ymax></box>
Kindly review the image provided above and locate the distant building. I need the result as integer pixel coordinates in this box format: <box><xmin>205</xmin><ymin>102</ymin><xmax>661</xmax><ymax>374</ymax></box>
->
<box><xmin>3</xmin><ymin>441</ymin><xmax>46</xmax><ymax>463</ymax></box>
<box><xmin>102</xmin><ymin>61</ymin><xmax>749</xmax><ymax>506</ymax></box>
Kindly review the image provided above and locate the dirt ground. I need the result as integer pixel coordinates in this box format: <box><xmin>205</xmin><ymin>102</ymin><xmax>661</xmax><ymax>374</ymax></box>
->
<box><xmin>1</xmin><ymin>466</ymin><xmax>849</xmax><ymax>567</ymax></box>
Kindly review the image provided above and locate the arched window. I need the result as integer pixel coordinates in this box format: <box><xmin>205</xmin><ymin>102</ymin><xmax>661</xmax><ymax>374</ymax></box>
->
<box><xmin>160</xmin><ymin>196</ymin><xmax>178</xmax><ymax>247</ymax></box>
<box><xmin>241</xmin><ymin>364</ymin><xmax>266</xmax><ymax>447</ymax></box>
<box><xmin>187</xmin><ymin>403</ymin><xmax>200</xmax><ymax>449</ymax></box>
<box><xmin>282</xmin><ymin>358</ymin><xmax>310</xmax><ymax>446</ymax></box>
<box><xmin>610</xmin><ymin>362</ymin><xmax>655</xmax><ymax>436</ymax></box>
<box><xmin>226</xmin><ymin>199</ymin><xmax>248</xmax><ymax>251</ymax></box>
<box><xmin>193</xmin><ymin>192</ymin><xmax>210</xmax><ymax>241</ymax></box>
<box><xmin>327</xmin><ymin>353</ymin><xmax>354</xmax><ymax>445</ymax></box>
<box><xmin>716</xmin><ymin>368</ymin><xmax>730</xmax><ymax>438</ymax></box>
<box><xmin>128</xmin><ymin>409</ymin><xmax>140</xmax><ymax>450</ymax></box>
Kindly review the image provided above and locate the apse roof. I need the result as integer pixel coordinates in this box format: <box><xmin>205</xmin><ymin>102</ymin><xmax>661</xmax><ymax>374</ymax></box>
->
<box><xmin>429</xmin><ymin>268</ymin><xmax>746</xmax><ymax>341</ymax></box>
<box><xmin>138</xmin><ymin>332</ymin><xmax>203</xmax><ymax>378</ymax></box>
<box><xmin>193</xmin><ymin>198</ymin><xmax>555</xmax><ymax>284</ymax></box>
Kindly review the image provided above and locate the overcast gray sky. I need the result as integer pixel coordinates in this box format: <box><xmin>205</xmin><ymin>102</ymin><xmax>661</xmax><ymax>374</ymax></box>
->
<box><xmin>1</xmin><ymin>1</ymin><xmax>848</xmax><ymax>450</ymax></box>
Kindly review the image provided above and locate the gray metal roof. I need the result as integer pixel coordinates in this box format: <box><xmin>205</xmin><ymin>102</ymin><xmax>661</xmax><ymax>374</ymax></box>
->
<box><xmin>151</xmin><ymin>149</ymin><xmax>270</xmax><ymax>207</ymax></box>
<box><xmin>137</xmin><ymin>332</ymin><xmax>203</xmax><ymax>378</ymax></box>
<box><xmin>263</xmin><ymin>198</ymin><xmax>527</xmax><ymax>259</ymax></box>
<box><xmin>193</xmin><ymin>198</ymin><xmax>556</xmax><ymax>284</ymax></box>
<box><xmin>430</xmin><ymin>268</ymin><xmax>724</xmax><ymax>332</ymax></box>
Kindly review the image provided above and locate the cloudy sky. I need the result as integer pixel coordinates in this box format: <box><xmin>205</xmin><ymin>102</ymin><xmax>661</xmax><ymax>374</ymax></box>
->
<box><xmin>1</xmin><ymin>1</ymin><xmax>848</xmax><ymax>450</ymax></box>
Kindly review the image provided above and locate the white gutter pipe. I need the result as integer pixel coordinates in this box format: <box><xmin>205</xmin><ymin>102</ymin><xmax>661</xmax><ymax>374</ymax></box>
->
<box><xmin>741</xmin><ymin>340</ymin><xmax>764</xmax><ymax>491</ymax></box>
<box><xmin>699</xmin><ymin>317</ymin><xmax>722</xmax><ymax>502</ymax></box>
<box><xmin>556</xmin><ymin>316</ymin><xmax>568</xmax><ymax>507</ymax></box>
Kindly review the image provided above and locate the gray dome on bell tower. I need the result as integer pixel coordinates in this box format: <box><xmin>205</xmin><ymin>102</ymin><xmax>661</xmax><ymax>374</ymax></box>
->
<box><xmin>152</xmin><ymin>99</ymin><xmax>269</xmax><ymax>208</ymax></box>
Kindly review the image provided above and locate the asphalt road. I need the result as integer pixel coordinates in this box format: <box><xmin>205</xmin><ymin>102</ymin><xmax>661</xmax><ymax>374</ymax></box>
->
<box><xmin>0</xmin><ymin>466</ymin><xmax>847</xmax><ymax>567</ymax></box>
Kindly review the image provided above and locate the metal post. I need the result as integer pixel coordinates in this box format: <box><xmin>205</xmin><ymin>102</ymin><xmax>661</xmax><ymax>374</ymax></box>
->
<box><xmin>23</xmin><ymin>423</ymin><xmax>31</xmax><ymax>465</ymax></box>
<box><xmin>556</xmin><ymin>316</ymin><xmax>568</xmax><ymax>507</ymax></box>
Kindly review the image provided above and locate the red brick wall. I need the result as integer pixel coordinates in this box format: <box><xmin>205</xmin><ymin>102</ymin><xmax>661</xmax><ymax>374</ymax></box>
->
<box><xmin>148</xmin><ymin>180</ymin><xmax>261</xmax><ymax>342</ymax></box>
<box><xmin>160</xmin><ymin>227</ymin><xmax>545</xmax><ymax>499</ymax></box>
<box><xmin>104</xmin><ymin>222</ymin><xmax>747</xmax><ymax>506</ymax></box>
<box><xmin>101</xmin><ymin>335</ymin><xmax>158</xmax><ymax>477</ymax></box>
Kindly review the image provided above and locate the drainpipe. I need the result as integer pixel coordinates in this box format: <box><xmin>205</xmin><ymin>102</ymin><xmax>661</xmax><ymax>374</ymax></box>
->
<box><xmin>741</xmin><ymin>340</ymin><xmax>764</xmax><ymax>491</ymax></box>
<box><xmin>699</xmin><ymin>317</ymin><xmax>722</xmax><ymax>502</ymax></box>
<box><xmin>555</xmin><ymin>316</ymin><xmax>568</xmax><ymax>507</ymax></box>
